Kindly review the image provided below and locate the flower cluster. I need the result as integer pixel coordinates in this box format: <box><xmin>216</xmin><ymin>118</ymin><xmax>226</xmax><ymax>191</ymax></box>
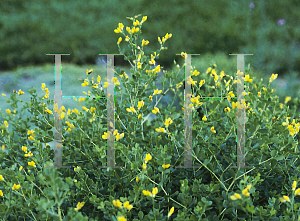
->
<box><xmin>230</xmin><ymin>184</ymin><xmax>252</xmax><ymax>200</ymax></box>
<box><xmin>142</xmin><ymin>153</ymin><xmax>152</xmax><ymax>170</ymax></box>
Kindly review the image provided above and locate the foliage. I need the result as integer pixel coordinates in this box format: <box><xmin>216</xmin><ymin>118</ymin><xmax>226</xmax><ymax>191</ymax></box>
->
<box><xmin>0</xmin><ymin>14</ymin><xmax>300</xmax><ymax>220</ymax></box>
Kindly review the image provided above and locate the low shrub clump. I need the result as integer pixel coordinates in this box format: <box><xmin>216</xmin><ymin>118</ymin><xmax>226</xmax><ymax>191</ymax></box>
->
<box><xmin>1</xmin><ymin>14</ymin><xmax>300</xmax><ymax>220</ymax></box>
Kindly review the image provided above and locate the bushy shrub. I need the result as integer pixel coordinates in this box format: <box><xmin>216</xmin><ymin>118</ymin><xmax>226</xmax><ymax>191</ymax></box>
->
<box><xmin>0</xmin><ymin>14</ymin><xmax>300</xmax><ymax>220</ymax></box>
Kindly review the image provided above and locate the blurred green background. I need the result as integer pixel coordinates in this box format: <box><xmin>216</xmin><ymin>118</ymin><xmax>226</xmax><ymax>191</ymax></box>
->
<box><xmin>1</xmin><ymin>0</ymin><xmax>300</xmax><ymax>145</ymax></box>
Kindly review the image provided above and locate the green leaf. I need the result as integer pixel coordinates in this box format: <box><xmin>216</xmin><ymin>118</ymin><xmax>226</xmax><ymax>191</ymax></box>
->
<box><xmin>138</xmin><ymin>211</ymin><xmax>144</xmax><ymax>219</ymax></box>
<box><xmin>257</xmin><ymin>128</ymin><xmax>269</xmax><ymax>134</ymax></box>
<box><xmin>274</xmin><ymin>155</ymin><xmax>284</xmax><ymax>161</ymax></box>
<box><xmin>270</xmin><ymin>150</ymin><xmax>276</xmax><ymax>157</ymax></box>
<box><xmin>270</xmin><ymin>137</ymin><xmax>280</xmax><ymax>144</ymax></box>
<box><xmin>246</xmin><ymin>204</ymin><xmax>255</xmax><ymax>214</ymax></box>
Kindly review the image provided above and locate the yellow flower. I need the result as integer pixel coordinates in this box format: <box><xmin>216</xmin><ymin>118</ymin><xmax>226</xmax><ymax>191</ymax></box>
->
<box><xmin>279</xmin><ymin>195</ymin><xmax>290</xmax><ymax>203</ymax></box>
<box><xmin>44</xmin><ymin>93</ymin><xmax>49</xmax><ymax>99</ymax></box>
<box><xmin>199</xmin><ymin>79</ymin><xmax>205</xmax><ymax>87</ymax></box>
<box><xmin>24</xmin><ymin>151</ymin><xmax>33</xmax><ymax>157</ymax></box>
<box><xmin>143</xmin><ymin>190</ymin><xmax>151</xmax><ymax>196</ymax></box>
<box><xmin>220</xmin><ymin>71</ymin><xmax>225</xmax><ymax>78</ymax></box>
<box><xmin>181</xmin><ymin>52</ymin><xmax>187</xmax><ymax>59</ymax></box>
<box><xmin>206</xmin><ymin>67</ymin><xmax>212</xmax><ymax>74</ymax></box>
<box><xmin>230</xmin><ymin>102</ymin><xmax>236</xmax><ymax>109</ymax></box>
<box><xmin>211</xmin><ymin>126</ymin><xmax>216</xmax><ymax>133</ymax></box>
<box><xmin>28</xmin><ymin>136</ymin><xmax>35</xmax><ymax>141</ymax></box>
<box><xmin>293</xmin><ymin>181</ymin><xmax>297</xmax><ymax>191</ymax></box>
<box><xmin>97</xmin><ymin>75</ymin><xmax>101</xmax><ymax>84</ymax></box>
<box><xmin>28</xmin><ymin>130</ymin><xmax>34</xmax><ymax>135</ymax></box>
<box><xmin>244</xmin><ymin>74</ymin><xmax>253</xmax><ymax>82</ymax></box>
<box><xmin>295</xmin><ymin>188</ymin><xmax>300</xmax><ymax>196</ymax></box>
<box><xmin>152</xmin><ymin>187</ymin><xmax>158</xmax><ymax>197</ymax></box>
<box><xmin>132</xmin><ymin>27</ymin><xmax>139</xmax><ymax>33</ymax></box>
<box><xmin>126</xmin><ymin>106</ymin><xmax>136</xmax><ymax>113</ymax></box>
<box><xmin>142</xmin><ymin>163</ymin><xmax>147</xmax><ymax>170</ymax></box>
<box><xmin>19</xmin><ymin>166</ymin><xmax>23</xmax><ymax>171</ymax></box>
<box><xmin>242</xmin><ymin>189</ymin><xmax>250</xmax><ymax>197</ymax></box>
<box><xmin>123</xmin><ymin>201</ymin><xmax>133</xmax><ymax>211</ymax></box>
<box><xmin>22</xmin><ymin>146</ymin><xmax>28</xmax><ymax>153</ymax></box>
<box><xmin>225</xmin><ymin>79</ymin><xmax>231</xmax><ymax>87</ymax></box>
<box><xmin>12</xmin><ymin>184</ymin><xmax>21</xmax><ymax>191</ymax></box>
<box><xmin>18</xmin><ymin>89</ymin><xmax>24</xmax><ymax>95</ymax></box>
<box><xmin>28</xmin><ymin>161</ymin><xmax>36</xmax><ymax>167</ymax></box>
<box><xmin>45</xmin><ymin>109</ymin><xmax>53</xmax><ymax>115</ymax></box>
<box><xmin>269</xmin><ymin>73</ymin><xmax>278</xmax><ymax>83</ymax></box>
<box><xmin>165</xmin><ymin>117</ymin><xmax>173</xmax><ymax>127</ymax></box>
<box><xmin>224</xmin><ymin>107</ymin><xmax>230</xmax><ymax>112</ymax></box>
<box><xmin>162</xmin><ymin>164</ymin><xmax>170</xmax><ymax>169</ymax></box>
<box><xmin>114</xmin><ymin>27</ymin><xmax>122</xmax><ymax>33</ymax></box>
<box><xmin>187</xmin><ymin>76</ymin><xmax>197</xmax><ymax>86</ymax></box>
<box><xmin>237</xmin><ymin>101</ymin><xmax>246</xmax><ymax>110</ymax></box>
<box><xmin>117</xmin><ymin>37</ymin><xmax>122</xmax><ymax>44</ymax></box>
<box><xmin>82</xmin><ymin>106</ymin><xmax>89</xmax><ymax>112</ymax></box>
<box><xmin>153</xmin><ymin>89</ymin><xmax>162</xmax><ymax>96</ymax></box>
<box><xmin>144</xmin><ymin>153</ymin><xmax>152</xmax><ymax>163</ymax></box>
<box><xmin>91</xmin><ymin>107</ymin><xmax>96</xmax><ymax>113</ymax></box>
<box><xmin>116</xmin><ymin>133</ymin><xmax>124</xmax><ymax>141</ymax></box>
<box><xmin>138</xmin><ymin>114</ymin><xmax>142</xmax><ymax>119</ymax></box>
<box><xmin>86</xmin><ymin>69</ymin><xmax>93</xmax><ymax>75</ymax></box>
<box><xmin>60</xmin><ymin>106</ymin><xmax>66</xmax><ymax>112</ymax></box>
<box><xmin>142</xmin><ymin>16</ymin><xmax>147</xmax><ymax>22</ymax></box>
<box><xmin>113</xmin><ymin>199</ymin><xmax>122</xmax><ymax>208</ymax></box>
<box><xmin>0</xmin><ymin>190</ymin><xmax>3</xmax><ymax>197</ymax></box>
<box><xmin>74</xmin><ymin>166</ymin><xmax>80</xmax><ymax>172</ymax></box>
<box><xmin>154</xmin><ymin>65</ymin><xmax>161</xmax><ymax>73</ymax></box>
<box><xmin>258</xmin><ymin>91</ymin><xmax>261</xmax><ymax>97</ymax></box>
<box><xmin>74</xmin><ymin>202</ymin><xmax>85</xmax><ymax>211</ymax></box>
<box><xmin>210</xmin><ymin>69</ymin><xmax>217</xmax><ymax>77</ymax></box>
<box><xmin>0</xmin><ymin>175</ymin><xmax>3</xmax><ymax>180</ymax></box>
<box><xmin>59</xmin><ymin>112</ymin><xmax>65</xmax><ymax>120</ymax></box>
<box><xmin>142</xmin><ymin>39</ymin><xmax>149</xmax><ymax>46</ymax></box>
<box><xmin>228</xmin><ymin>91</ymin><xmax>235</xmax><ymax>98</ymax></box>
<box><xmin>117</xmin><ymin>216</ymin><xmax>127</xmax><ymax>221</ymax></box>
<box><xmin>236</xmin><ymin>70</ymin><xmax>243</xmax><ymax>76</ymax></box>
<box><xmin>118</xmin><ymin>23</ymin><xmax>124</xmax><ymax>29</ymax></box>
<box><xmin>136</xmin><ymin>177</ymin><xmax>140</xmax><ymax>182</ymax></box>
<box><xmin>149</xmin><ymin>95</ymin><xmax>153</xmax><ymax>101</ymax></box>
<box><xmin>155</xmin><ymin>127</ymin><xmax>166</xmax><ymax>133</ymax></box>
<box><xmin>102</xmin><ymin>132</ymin><xmax>110</xmax><ymax>139</ymax></box>
<box><xmin>230</xmin><ymin>193</ymin><xmax>241</xmax><ymax>200</ymax></box>
<box><xmin>6</xmin><ymin>109</ymin><xmax>11</xmax><ymax>114</ymax></box>
<box><xmin>202</xmin><ymin>115</ymin><xmax>207</xmax><ymax>121</ymax></box>
<box><xmin>126</xmin><ymin>26</ymin><xmax>131</xmax><ymax>34</ymax></box>
<box><xmin>165</xmin><ymin>33</ymin><xmax>172</xmax><ymax>39</ymax></box>
<box><xmin>133</xmin><ymin>19</ymin><xmax>140</xmax><ymax>26</ymax></box>
<box><xmin>71</xmin><ymin>108</ymin><xmax>78</xmax><ymax>114</ymax></box>
<box><xmin>2</xmin><ymin>93</ymin><xmax>6</xmax><ymax>97</ymax></box>
<box><xmin>168</xmin><ymin>207</ymin><xmax>175</xmax><ymax>218</ymax></box>
<box><xmin>285</xmin><ymin>96</ymin><xmax>291</xmax><ymax>104</ymax></box>
<box><xmin>1</xmin><ymin>145</ymin><xmax>4</xmax><ymax>151</ymax></box>
<box><xmin>41</xmin><ymin>83</ymin><xmax>46</xmax><ymax>90</ymax></box>
<box><xmin>82</xmin><ymin>80</ymin><xmax>90</xmax><ymax>87</ymax></box>
<box><xmin>138</xmin><ymin>101</ymin><xmax>144</xmax><ymax>109</ymax></box>
<box><xmin>158</xmin><ymin>37</ymin><xmax>162</xmax><ymax>44</ymax></box>
<box><xmin>152</xmin><ymin>107</ymin><xmax>160</xmax><ymax>114</ymax></box>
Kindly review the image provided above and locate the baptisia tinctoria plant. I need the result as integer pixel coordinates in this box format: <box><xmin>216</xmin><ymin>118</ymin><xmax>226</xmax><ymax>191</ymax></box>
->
<box><xmin>0</xmin><ymin>14</ymin><xmax>300</xmax><ymax>220</ymax></box>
